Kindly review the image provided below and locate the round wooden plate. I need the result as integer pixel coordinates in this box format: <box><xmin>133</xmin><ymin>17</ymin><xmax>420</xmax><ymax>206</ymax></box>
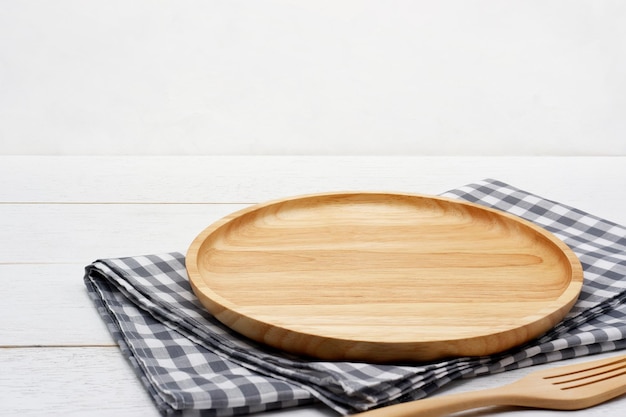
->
<box><xmin>186</xmin><ymin>192</ymin><xmax>583</xmax><ymax>363</ymax></box>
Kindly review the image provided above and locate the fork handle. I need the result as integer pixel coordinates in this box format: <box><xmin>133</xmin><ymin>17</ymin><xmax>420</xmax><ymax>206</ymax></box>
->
<box><xmin>351</xmin><ymin>387</ymin><xmax>515</xmax><ymax>417</ymax></box>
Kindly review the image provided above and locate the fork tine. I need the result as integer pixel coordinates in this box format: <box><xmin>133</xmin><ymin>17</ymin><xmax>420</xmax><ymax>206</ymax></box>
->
<box><xmin>351</xmin><ymin>355</ymin><xmax>626</xmax><ymax>416</ymax></box>
<box><xmin>546</xmin><ymin>356</ymin><xmax>626</xmax><ymax>389</ymax></box>
<box><xmin>558</xmin><ymin>366</ymin><xmax>626</xmax><ymax>390</ymax></box>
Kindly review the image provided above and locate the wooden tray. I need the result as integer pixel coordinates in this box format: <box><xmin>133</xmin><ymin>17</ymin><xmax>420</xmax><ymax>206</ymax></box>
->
<box><xmin>186</xmin><ymin>192</ymin><xmax>583</xmax><ymax>363</ymax></box>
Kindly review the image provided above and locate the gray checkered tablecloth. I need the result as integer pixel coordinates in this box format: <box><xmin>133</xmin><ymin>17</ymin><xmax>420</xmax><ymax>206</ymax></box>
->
<box><xmin>84</xmin><ymin>179</ymin><xmax>626</xmax><ymax>416</ymax></box>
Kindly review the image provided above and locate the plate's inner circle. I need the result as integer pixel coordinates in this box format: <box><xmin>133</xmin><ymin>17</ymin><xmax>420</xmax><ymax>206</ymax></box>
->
<box><xmin>188</xmin><ymin>193</ymin><xmax>582</xmax><ymax>361</ymax></box>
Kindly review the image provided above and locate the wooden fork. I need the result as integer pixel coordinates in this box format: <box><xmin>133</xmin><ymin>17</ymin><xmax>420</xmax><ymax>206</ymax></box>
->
<box><xmin>352</xmin><ymin>355</ymin><xmax>626</xmax><ymax>416</ymax></box>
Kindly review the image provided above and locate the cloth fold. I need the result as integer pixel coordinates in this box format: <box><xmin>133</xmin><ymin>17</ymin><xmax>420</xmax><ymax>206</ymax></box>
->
<box><xmin>84</xmin><ymin>179</ymin><xmax>626</xmax><ymax>416</ymax></box>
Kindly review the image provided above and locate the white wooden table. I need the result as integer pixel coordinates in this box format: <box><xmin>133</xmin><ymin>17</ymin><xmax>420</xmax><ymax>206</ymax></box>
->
<box><xmin>2</xmin><ymin>156</ymin><xmax>626</xmax><ymax>417</ymax></box>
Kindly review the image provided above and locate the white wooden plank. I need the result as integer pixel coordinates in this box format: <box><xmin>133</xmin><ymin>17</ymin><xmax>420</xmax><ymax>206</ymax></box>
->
<box><xmin>1</xmin><ymin>156</ymin><xmax>625</xmax><ymax>212</ymax></box>
<box><xmin>0</xmin><ymin>166</ymin><xmax>626</xmax><ymax>263</ymax></box>
<box><xmin>2</xmin><ymin>187</ymin><xmax>625</xmax><ymax>265</ymax></box>
<box><xmin>0</xmin><ymin>203</ymin><xmax>248</xmax><ymax>263</ymax></box>
<box><xmin>0</xmin><ymin>347</ymin><xmax>160</xmax><ymax>416</ymax></box>
<box><xmin>0</xmin><ymin>264</ymin><xmax>114</xmax><ymax>346</ymax></box>
<box><xmin>3</xmin><ymin>155</ymin><xmax>457</xmax><ymax>202</ymax></box>
<box><xmin>1</xmin><ymin>155</ymin><xmax>625</xmax><ymax>225</ymax></box>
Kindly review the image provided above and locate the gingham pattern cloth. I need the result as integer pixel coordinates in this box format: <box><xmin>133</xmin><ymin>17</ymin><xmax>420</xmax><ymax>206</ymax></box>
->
<box><xmin>84</xmin><ymin>179</ymin><xmax>626</xmax><ymax>416</ymax></box>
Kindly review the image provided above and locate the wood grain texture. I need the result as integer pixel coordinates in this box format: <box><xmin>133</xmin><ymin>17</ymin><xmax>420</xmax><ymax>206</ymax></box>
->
<box><xmin>187</xmin><ymin>192</ymin><xmax>583</xmax><ymax>362</ymax></box>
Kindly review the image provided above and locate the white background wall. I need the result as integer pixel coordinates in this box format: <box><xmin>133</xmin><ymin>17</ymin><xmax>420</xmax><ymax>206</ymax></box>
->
<box><xmin>1</xmin><ymin>0</ymin><xmax>625</xmax><ymax>155</ymax></box>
